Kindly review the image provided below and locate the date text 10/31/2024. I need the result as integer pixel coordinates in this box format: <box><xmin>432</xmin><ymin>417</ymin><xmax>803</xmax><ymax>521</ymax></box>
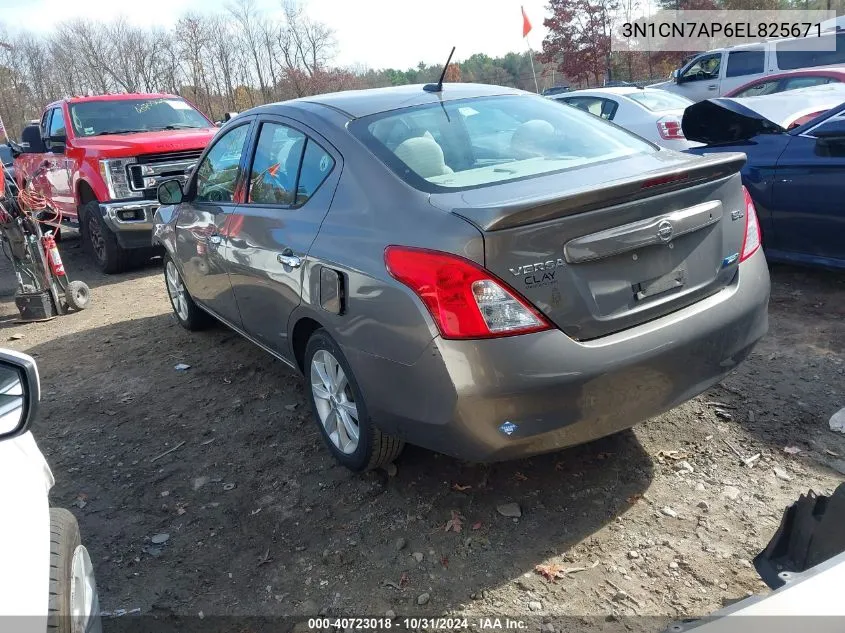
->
<box><xmin>307</xmin><ymin>618</ymin><xmax>528</xmax><ymax>630</ymax></box>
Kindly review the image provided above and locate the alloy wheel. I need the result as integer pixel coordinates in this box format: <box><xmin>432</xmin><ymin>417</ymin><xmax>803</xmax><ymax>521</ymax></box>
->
<box><xmin>310</xmin><ymin>349</ymin><xmax>360</xmax><ymax>454</ymax></box>
<box><xmin>165</xmin><ymin>260</ymin><xmax>189</xmax><ymax>322</ymax></box>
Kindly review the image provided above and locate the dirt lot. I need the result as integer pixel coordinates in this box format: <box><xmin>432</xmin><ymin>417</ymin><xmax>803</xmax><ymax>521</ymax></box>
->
<box><xmin>1</xmin><ymin>235</ymin><xmax>844</xmax><ymax>626</ymax></box>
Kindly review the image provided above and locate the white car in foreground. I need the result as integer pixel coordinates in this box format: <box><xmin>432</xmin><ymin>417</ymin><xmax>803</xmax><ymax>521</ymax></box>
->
<box><xmin>0</xmin><ymin>349</ymin><xmax>100</xmax><ymax>633</ymax></box>
<box><xmin>551</xmin><ymin>87</ymin><xmax>699</xmax><ymax>151</ymax></box>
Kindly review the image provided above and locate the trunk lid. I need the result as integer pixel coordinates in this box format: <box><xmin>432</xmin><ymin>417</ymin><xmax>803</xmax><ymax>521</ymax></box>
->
<box><xmin>430</xmin><ymin>150</ymin><xmax>748</xmax><ymax>340</ymax></box>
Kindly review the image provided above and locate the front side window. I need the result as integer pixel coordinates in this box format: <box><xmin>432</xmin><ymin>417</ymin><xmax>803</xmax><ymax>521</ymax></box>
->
<box><xmin>352</xmin><ymin>95</ymin><xmax>655</xmax><ymax>192</ymax></box>
<box><xmin>681</xmin><ymin>54</ymin><xmax>721</xmax><ymax>82</ymax></box>
<box><xmin>48</xmin><ymin>109</ymin><xmax>66</xmax><ymax>137</ymax></box>
<box><xmin>733</xmin><ymin>79</ymin><xmax>780</xmax><ymax>98</ymax></box>
<box><xmin>194</xmin><ymin>124</ymin><xmax>250</xmax><ymax>204</ymax></box>
<box><xmin>69</xmin><ymin>98</ymin><xmax>212</xmax><ymax>137</ymax></box>
<box><xmin>726</xmin><ymin>49</ymin><xmax>765</xmax><ymax>78</ymax></box>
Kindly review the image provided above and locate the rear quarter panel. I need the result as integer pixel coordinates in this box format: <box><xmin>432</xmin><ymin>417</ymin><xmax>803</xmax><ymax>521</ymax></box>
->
<box><xmin>287</xmin><ymin>106</ymin><xmax>484</xmax><ymax>366</ymax></box>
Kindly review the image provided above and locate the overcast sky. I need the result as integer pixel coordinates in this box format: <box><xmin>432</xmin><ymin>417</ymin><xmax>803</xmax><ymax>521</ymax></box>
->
<box><xmin>0</xmin><ymin>0</ymin><xmax>551</xmax><ymax>70</ymax></box>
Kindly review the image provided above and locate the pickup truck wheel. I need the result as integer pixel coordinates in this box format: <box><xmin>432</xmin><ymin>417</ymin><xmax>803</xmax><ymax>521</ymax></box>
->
<box><xmin>305</xmin><ymin>329</ymin><xmax>404</xmax><ymax>472</ymax></box>
<box><xmin>81</xmin><ymin>201</ymin><xmax>128</xmax><ymax>274</ymax></box>
<box><xmin>48</xmin><ymin>508</ymin><xmax>99</xmax><ymax>633</ymax></box>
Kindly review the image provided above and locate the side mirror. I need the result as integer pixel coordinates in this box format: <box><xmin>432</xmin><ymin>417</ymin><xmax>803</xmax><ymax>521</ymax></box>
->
<box><xmin>0</xmin><ymin>349</ymin><xmax>40</xmax><ymax>442</ymax></box>
<box><xmin>223</xmin><ymin>112</ymin><xmax>238</xmax><ymax>122</ymax></box>
<box><xmin>47</xmin><ymin>135</ymin><xmax>66</xmax><ymax>153</ymax></box>
<box><xmin>157</xmin><ymin>179</ymin><xmax>184</xmax><ymax>206</ymax></box>
<box><xmin>671</xmin><ymin>69</ymin><xmax>680</xmax><ymax>82</ymax></box>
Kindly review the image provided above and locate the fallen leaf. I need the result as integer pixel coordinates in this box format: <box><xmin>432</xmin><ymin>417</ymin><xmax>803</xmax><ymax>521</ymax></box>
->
<box><xmin>440</xmin><ymin>556</ymin><xmax>449</xmax><ymax>568</ymax></box>
<box><xmin>657</xmin><ymin>450</ymin><xmax>688</xmax><ymax>461</ymax></box>
<box><xmin>554</xmin><ymin>462</ymin><xmax>565</xmax><ymax>471</ymax></box>
<box><xmin>626</xmin><ymin>494</ymin><xmax>642</xmax><ymax>504</ymax></box>
<box><xmin>535</xmin><ymin>563</ymin><xmax>566</xmax><ymax>581</ymax></box>
<box><xmin>471</xmin><ymin>521</ymin><xmax>482</xmax><ymax>531</ymax></box>
<box><xmin>596</xmin><ymin>452</ymin><xmax>613</xmax><ymax>460</ymax></box>
<box><xmin>399</xmin><ymin>572</ymin><xmax>409</xmax><ymax>589</ymax></box>
<box><xmin>223</xmin><ymin>377</ymin><xmax>232</xmax><ymax>384</ymax></box>
<box><xmin>514</xmin><ymin>472</ymin><xmax>528</xmax><ymax>481</ymax></box>
<box><xmin>783</xmin><ymin>446</ymin><xmax>801</xmax><ymax>455</ymax></box>
<box><xmin>451</xmin><ymin>483</ymin><xmax>472</xmax><ymax>492</ymax></box>
<box><xmin>444</xmin><ymin>510</ymin><xmax>464</xmax><ymax>533</ymax></box>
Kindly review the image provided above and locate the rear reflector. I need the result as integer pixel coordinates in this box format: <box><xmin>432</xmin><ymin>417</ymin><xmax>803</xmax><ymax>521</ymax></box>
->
<box><xmin>740</xmin><ymin>186</ymin><xmax>761</xmax><ymax>262</ymax></box>
<box><xmin>657</xmin><ymin>117</ymin><xmax>685</xmax><ymax>141</ymax></box>
<box><xmin>384</xmin><ymin>246</ymin><xmax>551</xmax><ymax>339</ymax></box>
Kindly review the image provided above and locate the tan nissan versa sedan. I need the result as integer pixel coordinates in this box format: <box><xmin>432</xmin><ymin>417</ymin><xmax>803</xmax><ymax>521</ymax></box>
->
<box><xmin>153</xmin><ymin>83</ymin><xmax>770</xmax><ymax>471</ymax></box>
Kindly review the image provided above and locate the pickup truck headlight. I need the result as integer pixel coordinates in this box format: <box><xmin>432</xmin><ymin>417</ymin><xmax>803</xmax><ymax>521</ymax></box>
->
<box><xmin>99</xmin><ymin>158</ymin><xmax>140</xmax><ymax>200</ymax></box>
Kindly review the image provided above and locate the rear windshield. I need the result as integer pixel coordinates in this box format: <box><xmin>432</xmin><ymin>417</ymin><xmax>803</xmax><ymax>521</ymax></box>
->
<box><xmin>627</xmin><ymin>91</ymin><xmax>693</xmax><ymax>112</ymax></box>
<box><xmin>69</xmin><ymin>98</ymin><xmax>212</xmax><ymax>137</ymax></box>
<box><xmin>775</xmin><ymin>32</ymin><xmax>845</xmax><ymax>70</ymax></box>
<box><xmin>350</xmin><ymin>95</ymin><xmax>655</xmax><ymax>192</ymax></box>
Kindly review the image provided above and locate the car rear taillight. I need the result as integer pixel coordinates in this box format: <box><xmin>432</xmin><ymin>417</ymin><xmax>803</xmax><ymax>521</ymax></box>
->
<box><xmin>787</xmin><ymin>109</ymin><xmax>827</xmax><ymax>130</ymax></box>
<box><xmin>740</xmin><ymin>186</ymin><xmax>761</xmax><ymax>262</ymax></box>
<box><xmin>384</xmin><ymin>246</ymin><xmax>551</xmax><ymax>339</ymax></box>
<box><xmin>656</xmin><ymin>117</ymin><xmax>685</xmax><ymax>141</ymax></box>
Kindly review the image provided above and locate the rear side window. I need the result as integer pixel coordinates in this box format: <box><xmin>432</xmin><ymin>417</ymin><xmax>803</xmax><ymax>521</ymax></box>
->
<box><xmin>781</xmin><ymin>76</ymin><xmax>831</xmax><ymax>91</ymax></box>
<box><xmin>726</xmin><ymin>49</ymin><xmax>765</xmax><ymax>78</ymax></box>
<box><xmin>353</xmin><ymin>95</ymin><xmax>654</xmax><ymax>191</ymax></box>
<box><xmin>776</xmin><ymin>33</ymin><xmax>845</xmax><ymax>70</ymax></box>
<box><xmin>561</xmin><ymin>97</ymin><xmax>618</xmax><ymax>120</ymax></box>
<box><xmin>733</xmin><ymin>79</ymin><xmax>780</xmax><ymax>97</ymax></box>
<box><xmin>627</xmin><ymin>91</ymin><xmax>693</xmax><ymax>111</ymax></box>
<box><xmin>248</xmin><ymin>122</ymin><xmax>305</xmax><ymax>205</ymax></box>
<box><xmin>246</xmin><ymin>121</ymin><xmax>334</xmax><ymax>207</ymax></box>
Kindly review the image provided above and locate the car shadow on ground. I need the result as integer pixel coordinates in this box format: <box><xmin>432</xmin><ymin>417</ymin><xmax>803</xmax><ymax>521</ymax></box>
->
<box><xmin>23</xmin><ymin>311</ymin><xmax>655</xmax><ymax>616</ymax></box>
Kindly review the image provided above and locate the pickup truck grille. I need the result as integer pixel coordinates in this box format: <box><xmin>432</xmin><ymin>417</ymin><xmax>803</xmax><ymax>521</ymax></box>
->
<box><xmin>128</xmin><ymin>149</ymin><xmax>204</xmax><ymax>197</ymax></box>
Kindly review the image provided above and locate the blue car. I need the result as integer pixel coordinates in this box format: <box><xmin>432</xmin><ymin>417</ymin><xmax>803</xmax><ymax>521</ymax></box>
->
<box><xmin>683</xmin><ymin>88</ymin><xmax>845</xmax><ymax>270</ymax></box>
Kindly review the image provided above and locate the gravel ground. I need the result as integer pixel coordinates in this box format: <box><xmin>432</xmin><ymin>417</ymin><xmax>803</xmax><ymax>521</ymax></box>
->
<box><xmin>1</xmin><ymin>235</ymin><xmax>843</xmax><ymax>626</ymax></box>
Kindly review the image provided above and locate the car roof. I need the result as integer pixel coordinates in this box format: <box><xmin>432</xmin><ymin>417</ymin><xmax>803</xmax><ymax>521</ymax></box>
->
<box><xmin>559</xmin><ymin>87</ymin><xmax>650</xmax><ymax>97</ymax></box>
<box><xmin>51</xmin><ymin>93</ymin><xmax>181</xmax><ymax>107</ymax></box>
<box><xmin>290</xmin><ymin>83</ymin><xmax>525</xmax><ymax>118</ymax></box>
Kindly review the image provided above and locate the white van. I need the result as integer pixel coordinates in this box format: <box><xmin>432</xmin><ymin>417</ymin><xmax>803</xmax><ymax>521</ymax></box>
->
<box><xmin>650</xmin><ymin>30</ymin><xmax>845</xmax><ymax>101</ymax></box>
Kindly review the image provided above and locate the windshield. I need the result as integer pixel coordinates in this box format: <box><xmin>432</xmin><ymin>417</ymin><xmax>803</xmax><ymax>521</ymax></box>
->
<box><xmin>351</xmin><ymin>95</ymin><xmax>655</xmax><ymax>192</ymax></box>
<box><xmin>627</xmin><ymin>91</ymin><xmax>693</xmax><ymax>112</ymax></box>
<box><xmin>69</xmin><ymin>98</ymin><xmax>211</xmax><ymax>137</ymax></box>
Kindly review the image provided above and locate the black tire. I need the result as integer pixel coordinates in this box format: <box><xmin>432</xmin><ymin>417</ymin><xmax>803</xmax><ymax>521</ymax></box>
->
<box><xmin>164</xmin><ymin>255</ymin><xmax>211</xmax><ymax>331</ymax></box>
<box><xmin>305</xmin><ymin>329</ymin><xmax>404</xmax><ymax>472</ymax></box>
<box><xmin>47</xmin><ymin>508</ymin><xmax>81</xmax><ymax>633</ymax></box>
<box><xmin>64</xmin><ymin>280</ymin><xmax>91</xmax><ymax>311</ymax></box>
<box><xmin>81</xmin><ymin>200</ymin><xmax>128</xmax><ymax>274</ymax></box>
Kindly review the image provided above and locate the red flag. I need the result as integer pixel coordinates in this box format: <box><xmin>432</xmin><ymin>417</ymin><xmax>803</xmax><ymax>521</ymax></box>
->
<box><xmin>521</xmin><ymin>6</ymin><xmax>532</xmax><ymax>38</ymax></box>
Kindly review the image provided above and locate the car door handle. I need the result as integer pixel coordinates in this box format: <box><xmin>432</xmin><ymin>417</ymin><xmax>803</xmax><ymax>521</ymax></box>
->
<box><xmin>277</xmin><ymin>252</ymin><xmax>302</xmax><ymax>268</ymax></box>
<box><xmin>208</xmin><ymin>234</ymin><xmax>222</xmax><ymax>245</ymax></box>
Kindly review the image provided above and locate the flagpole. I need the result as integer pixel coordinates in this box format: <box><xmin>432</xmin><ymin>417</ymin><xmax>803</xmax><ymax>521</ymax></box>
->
<box><xmin>521</xmin><ymin>5</ymin><xmax>540</xmax><ymax>93</ymax></box>
<box><xmin>526</xmin><ymin>40</ymin><xmax>540</xmax><ymax>94</ymax></box>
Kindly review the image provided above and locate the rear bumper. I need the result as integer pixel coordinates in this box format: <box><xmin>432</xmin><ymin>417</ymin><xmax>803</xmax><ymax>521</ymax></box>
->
<box><xmin>100</xmin><ymin>200</ymin><xmax>157</xmax><ymax>249</ymax></box>
<box><xmin>347</xmin><ymin>249</ymin><xmax>770</xmax><ymax>462</ymax></box>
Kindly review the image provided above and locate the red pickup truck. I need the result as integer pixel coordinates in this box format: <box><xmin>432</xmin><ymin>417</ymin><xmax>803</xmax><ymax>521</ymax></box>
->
<box><xmin>14</xmin><ymin>93</ymin><xmax>218</xmax><ymax>273</ymax></box>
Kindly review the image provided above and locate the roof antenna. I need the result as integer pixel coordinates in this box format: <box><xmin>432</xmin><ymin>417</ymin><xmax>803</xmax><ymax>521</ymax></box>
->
<box><xmin>424</xmin><ymin>46</ymin><xmax>456</xmax><ymax>93</ymax></box>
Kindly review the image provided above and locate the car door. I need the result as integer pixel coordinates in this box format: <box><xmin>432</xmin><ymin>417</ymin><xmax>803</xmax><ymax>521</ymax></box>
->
<box><xmin>174</xmin><ymin>120</ymin><xmax>253</xmax><ymax>326</ymax></box>
<box><xmin>225</xmin><ymin>115</ymin><xmax>341</xmax><ymax>360</ymax></box>
<box><xmin>39</xmin><ymin>108</ymin><xmax>74</xmax><ymax>213</ymax></box>
<box><xmin>720</xmin><ymin>48</ymin><xmax>766</xmax><ymax>96</ymax></box>
<box><xmin>673</xmin><ymin>52</ymin><xmax>723</xmax><ymax>101</ymax></box>
<box><xmin>770</xmin><ymin>112</ymin><xmax>845</xmax><ymax>263</ymax></box>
